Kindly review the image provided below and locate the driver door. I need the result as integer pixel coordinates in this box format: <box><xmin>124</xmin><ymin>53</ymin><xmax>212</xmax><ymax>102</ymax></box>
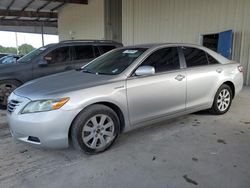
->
<box><xmin>126</xmin><ymin>47</ymin><xmax>186</xmax><ymax>126</ymax></box>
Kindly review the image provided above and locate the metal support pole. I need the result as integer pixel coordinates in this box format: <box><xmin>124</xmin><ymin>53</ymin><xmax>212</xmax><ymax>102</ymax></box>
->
<box><xmin>41</xmin><ymin>22</ymin><xmax>44</xmax><ymax>46</ymax></box>
<box><xmin>15</xmin><ymin>32</ymin><xmax>19</xmax><ymax>54</ymax></box>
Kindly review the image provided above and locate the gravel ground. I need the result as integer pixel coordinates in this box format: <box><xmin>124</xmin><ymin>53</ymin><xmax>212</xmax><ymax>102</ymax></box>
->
<box><xmin>0</xmin><ymin>87</ymin><xmax>250</xmax><ymax>188</ymax></box>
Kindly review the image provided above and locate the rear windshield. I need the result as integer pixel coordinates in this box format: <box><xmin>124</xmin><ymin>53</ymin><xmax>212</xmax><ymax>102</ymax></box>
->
<box><xmin>82</xmin><ymin>48</ymin><xmax>147</xmax><ymax>75</ymax></box>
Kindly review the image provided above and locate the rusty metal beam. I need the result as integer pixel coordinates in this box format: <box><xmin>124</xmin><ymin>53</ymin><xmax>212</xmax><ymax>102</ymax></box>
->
<box><xmin>41</xmin><ymin>0</ymin><xmax>88</xmax><ymax>4</ymax></box>
<box><xmin>0</xmin><ymin>19</ymin><xmax>57</xmax><ymax>27</ymax></box>
<box><xmin>0</xmin><ymin>9</ymin><xmax>57</xmax><ymax>19</ymax></box>
<box><xmin>1</xmin><ymin>0</ymin><xmax>16</xmax><ymax>20</ymax></box>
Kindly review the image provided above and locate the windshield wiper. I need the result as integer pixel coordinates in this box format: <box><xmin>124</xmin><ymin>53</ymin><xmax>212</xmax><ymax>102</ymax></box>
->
<box><xmin>82</xmin><ymin>69</ymin><xmax>95</xmax><ymax>74</ymax></box>
<box><xmin>96</xmin><ymin>72</ymin><xmax>113</xmax><ymax>75</ymax></box>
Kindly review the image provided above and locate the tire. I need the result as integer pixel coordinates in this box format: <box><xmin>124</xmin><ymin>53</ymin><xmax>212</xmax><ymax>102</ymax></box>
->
<box><xmin>0</xmin><ymin>80</ymin><xmax>22</xmax><ymax>109</ymax></box>
<box><xmin>210</xmin><ymin>84</ymin><xmax>233</xmax><ymax>115</ymax></box>
<box><xmin>70</xmin><ymin>104</ymin><xmax>120</xmax><ymax>154</ymax></box>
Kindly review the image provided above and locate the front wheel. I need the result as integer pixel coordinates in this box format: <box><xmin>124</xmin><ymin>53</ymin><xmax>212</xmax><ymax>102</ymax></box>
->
<box><xmin>70</xmin><ymin>104</ymin><xmax>120</xmax><ymax>154</ymax></box>
<box><xmin>210</xmin><ymin>84</ymin><xmax>232</xmax><ymax>115</ymax></box>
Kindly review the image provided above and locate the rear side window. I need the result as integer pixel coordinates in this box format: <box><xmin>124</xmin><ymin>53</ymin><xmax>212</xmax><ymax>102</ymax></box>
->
<box><xmin>140</xmin><ymin>47</ymin><xmax>180</xmax><ymax>73</ymax></box>
<box><xmin>99</xmin><ymin>45</ymin><xmax>116</xmax><ymax>54</ymax></box>
<box><xmin>73</xmin><ymin>45</ymin><xmax>94</xmax><ymax>60</ymax></box>
<box><xmin>183</xmin><ymin>47</ymin><xmax>209</xmax><ymax>67</ymax></box>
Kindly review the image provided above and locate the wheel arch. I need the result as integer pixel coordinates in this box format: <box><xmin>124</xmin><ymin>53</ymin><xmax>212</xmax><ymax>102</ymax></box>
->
<box><xmin>222</xmin><ymin>81</ymin><xmax>235</xmax><ymax>99</ymax></box>
<box><xmin>68</xmin><ymin>101</ymin><xmax>126</xmax><ymax>144</ymax></box>
<box><xmin>93</xmin><ymin>101</ymin><xmax>126</xmax><ymax>133</ymax></box>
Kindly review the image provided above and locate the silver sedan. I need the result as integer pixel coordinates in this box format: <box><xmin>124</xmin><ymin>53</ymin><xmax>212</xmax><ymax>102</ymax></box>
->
<box><xmin>7</xmin><ymin>43</ymin><xmax>243</xmax><ymax>154</ymax></box>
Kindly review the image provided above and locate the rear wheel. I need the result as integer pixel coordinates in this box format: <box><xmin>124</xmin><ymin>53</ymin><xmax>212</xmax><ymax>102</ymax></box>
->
<box><xmin>71</xmin><ymin>104</ymin><xmax>120</xmax><ymax>154</ymax></box>
<box><xmin>0</xmin><ymin>80</ymin><xmax>22</xmax><ymax>109</ymax></box>
<box><xmin>210</xmin><ymin>84</ymin><xmax>232</xmax><ymax>115</ymax></box>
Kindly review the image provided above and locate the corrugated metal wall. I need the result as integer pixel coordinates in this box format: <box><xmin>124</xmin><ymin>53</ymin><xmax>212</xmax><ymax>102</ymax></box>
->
<box><xmin>58</xmin><ymin>0</ymin><xmax>105</xmax><ymax>41</ymax></box>
<box><xmin>122</xmin><ymin>0</ymin><xmax>250</xmax><ymax>85</ymax></box>
<box><xmin>104</xmin><ymin>0</ymin><xmax>122</xmax><ymax>42</ymax></box>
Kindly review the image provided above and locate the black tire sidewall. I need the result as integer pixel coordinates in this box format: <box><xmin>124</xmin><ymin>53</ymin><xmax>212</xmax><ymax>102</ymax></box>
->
<box><xmin>212</xmin><ymin>84</ymin><xmax>233</xmax><ymax>115</ymax></box>
<box><xmin>71</xmin><ymin>104</ymin><xmax>120</xmax><ymax>154</ymax></box>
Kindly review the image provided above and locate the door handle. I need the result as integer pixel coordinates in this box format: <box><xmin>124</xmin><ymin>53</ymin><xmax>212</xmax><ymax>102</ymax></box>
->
<box><xmin>175</xmin><ymin>74</ymin><xmax>185</xmax><ymax>81</ymax></box>
<box><xmin>216</xmin><ymin>68</ymin><xmax>223</xmax><ymax>73</ymax></box>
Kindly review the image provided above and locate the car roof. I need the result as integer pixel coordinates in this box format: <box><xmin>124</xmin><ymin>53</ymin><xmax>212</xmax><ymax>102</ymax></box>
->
<box><xmin>59</xmin><ymin>40</ymin><xmax>122</xmax><ymax>46</ymax></box>
<box><xmin>124</xmin><ymin>43</ymin><xmax>208</xmax><ymax>49</ymax></box>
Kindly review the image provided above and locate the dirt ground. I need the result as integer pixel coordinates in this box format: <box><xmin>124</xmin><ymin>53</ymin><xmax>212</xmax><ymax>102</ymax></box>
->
<box><xmin>0</xmin><ymin>87</ymin><xmax>250</xmax><ymax>188</ymax></box>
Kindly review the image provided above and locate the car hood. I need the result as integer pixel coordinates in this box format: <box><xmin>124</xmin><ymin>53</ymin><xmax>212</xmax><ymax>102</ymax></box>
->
<box><xmin>0</xmin><ymin>62</ymin><xmax>16</xmax><ymax>67</ymax></box>
<box><xmin>14</xmin><ymin>70</ymin><xmax>118</xmax><ymax>100</ymax></box>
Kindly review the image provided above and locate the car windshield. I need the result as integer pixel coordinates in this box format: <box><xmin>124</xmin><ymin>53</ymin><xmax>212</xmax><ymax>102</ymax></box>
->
<box><xmin>82</xmin><ymin>48</ymin><xmax>147</xmax><ymax>75</ymax></box>
<box><xmin>17</xmin><ymin>46</ymin><xmax>47</xmax><ymax>63</ymax></box>
<box><xmin>0</xmin><ymin>56</ymin><xmax>6</xmax><ymax>62</ymax></box>
<box><xmin>0</xmin><ymin>56</ymin><xmax>13</xmax><ymax>64</ymax></box>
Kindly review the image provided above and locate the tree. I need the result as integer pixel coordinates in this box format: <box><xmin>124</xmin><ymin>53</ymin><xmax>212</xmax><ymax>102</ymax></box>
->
<box><xmin>0</xmin><ymin>45</ymin><xmax>17</xmax><ymax>54</ymax></box>
<box><xmin>18</xmin><ymin>44</ymin><xmax>35</xmax><ymax>55</ymax></box>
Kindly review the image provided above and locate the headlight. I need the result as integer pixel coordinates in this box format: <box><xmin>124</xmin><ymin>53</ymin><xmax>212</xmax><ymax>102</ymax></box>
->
<box><xmin>21</xmin><ymin>97</ymin><xmax>69</xmax><ymax>114</ymax></box>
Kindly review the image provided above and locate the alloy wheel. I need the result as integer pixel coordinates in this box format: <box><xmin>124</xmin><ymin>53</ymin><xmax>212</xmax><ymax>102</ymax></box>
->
<box><xmin>217</xmin><ymin>89</ymin><xmax>231</xmax><ymax>112</ymax></box>
<box><xmin>82</xmin><ymin>114</ymin><xmax>115</xmax><ymax>149</ymax></box>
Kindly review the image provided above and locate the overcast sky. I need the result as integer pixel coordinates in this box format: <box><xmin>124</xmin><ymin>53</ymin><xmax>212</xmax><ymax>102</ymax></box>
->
<box><xmin>0</xmin><ymin>31</ymin><xmax>59</xmax><ymax>48</ymax></box>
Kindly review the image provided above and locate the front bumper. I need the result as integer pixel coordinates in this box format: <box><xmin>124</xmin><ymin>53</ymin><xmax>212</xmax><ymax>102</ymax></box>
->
<box><xmin>7</xmin><ymin>93</ymin><xmax>80</xmax><ymax>149</ymax></box>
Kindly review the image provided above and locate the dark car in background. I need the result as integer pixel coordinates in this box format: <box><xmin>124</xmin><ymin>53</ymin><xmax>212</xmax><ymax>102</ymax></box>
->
<box><xmin>0</xmin><ymin>53</ymin><xmax>11</xmax><ymax>58</ymax></box>
<box><xmin>0</xmin><ymin>54</ymin><xmax>23</xmax><ymax>65</ymax></box>
<box><xmin>0</xmin><ymin>40</ymin><xmax>122</xmax><ymax>108</ymax></box>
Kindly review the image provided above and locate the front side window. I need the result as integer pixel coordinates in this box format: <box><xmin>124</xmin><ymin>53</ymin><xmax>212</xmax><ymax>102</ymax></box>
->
<box><xmin>182</xmin><ymin>47</ymin><xmax>209</xmax><ymax>67</ymax></box>
<box><xmin>82</xmin><ymin>48</ymin><xmax>147</xmax><ymax>75</ymax></box>
<box><xmin>73</xmin><ymin>45</ymin><xmax>94</xmax><ymax>60</ymax></box>
<box><xmin>18</xmin><ymin>46</ymin><xmax>47</xmax><ymax>63</ymax></box>
<box><xmin>44</xmin><ymin>47</ymin><xmax>70</xmax><ymax>64</ymax></box>
<box><xmin>140</xmin><ymin>47</ymin><xmax>180</xmax><ymax>73</ymax></box>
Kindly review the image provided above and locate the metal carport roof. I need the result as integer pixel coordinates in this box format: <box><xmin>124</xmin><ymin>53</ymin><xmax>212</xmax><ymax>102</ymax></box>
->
<box><xmin>0</xmin><ymin>0</ymin><xmax>88</xmax><ymax>34</ymax></box>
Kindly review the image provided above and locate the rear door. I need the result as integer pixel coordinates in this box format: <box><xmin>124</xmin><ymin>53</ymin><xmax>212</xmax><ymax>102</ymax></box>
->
<box><xmin>181</xmin><ymin>47</ymin><xmax>222</xmax><ymax>109</ymax></box>
<box><xmin>71</xmin><ymin>45</ymin><xmax>96</xmax><ymax>69</ymax></box>
<box><xmin>32</xmin><ymin>46</ymin><xmax>71</xmax><ymax>79</ymax></box>
<box><xmin>126</xmin><ymin>47</ymin><xmax>186</xmax><ymax>125</ymax></box>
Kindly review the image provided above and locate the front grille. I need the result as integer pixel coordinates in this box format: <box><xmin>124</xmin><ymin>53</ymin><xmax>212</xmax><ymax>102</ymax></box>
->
<box><xmin>7</xmin><ymin>100</ymin><xmax>21</xmax><ymax>113</ymax></box>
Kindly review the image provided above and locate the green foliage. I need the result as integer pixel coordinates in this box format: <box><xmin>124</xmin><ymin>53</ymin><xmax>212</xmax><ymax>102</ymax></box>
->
<box><xmin>18</xmin><ymin>44</ymin><xmax>35</xmax><ymax>55</ymax></box>
<box><xmin>0</xmin><ymin>44</ymin><xmax>35</xmax><ymax>55</ymax></box>
<box><xmin>0</xmin><ymin>45</ymin><xmax>17</xmax><ymax>54</ymax></box>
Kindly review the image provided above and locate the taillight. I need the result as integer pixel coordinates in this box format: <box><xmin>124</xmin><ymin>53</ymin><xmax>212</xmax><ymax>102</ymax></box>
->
<box><xmin>238</xmin><ymin>65</ymin><xmax>243</xmax><ymax>73</ymax></box>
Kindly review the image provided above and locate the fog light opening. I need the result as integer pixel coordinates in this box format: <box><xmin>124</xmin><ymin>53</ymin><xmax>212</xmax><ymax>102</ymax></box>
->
<box><xmin>28</xmin><ymin>136</ymin><xmax>40</xmax><ymax>143</ymax></box>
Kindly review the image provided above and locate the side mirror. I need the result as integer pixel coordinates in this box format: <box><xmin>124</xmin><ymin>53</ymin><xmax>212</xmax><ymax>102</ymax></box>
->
<box><xmin>38</xmin><ymin>59</ymin><xmax>48</xmax><ymax>67</ymax></box>
<box><xmin>135</xmin><ymin>66</ymin><xmax>155</xmax><ymax>76</ymax></box>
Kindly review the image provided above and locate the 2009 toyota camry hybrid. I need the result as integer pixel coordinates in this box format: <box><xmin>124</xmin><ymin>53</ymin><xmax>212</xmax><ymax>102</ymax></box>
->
<box><xmin>7</xmin><ymin>43</ymin><xmax>243</xmax><ymax>154</ymax></box>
